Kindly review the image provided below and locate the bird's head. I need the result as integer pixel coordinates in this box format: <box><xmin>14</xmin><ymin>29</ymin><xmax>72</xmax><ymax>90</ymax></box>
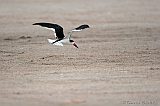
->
<box><xmin>70</xmin><ymin>40</ymin><xmax>78</xmax><ymax>48</ymax></box>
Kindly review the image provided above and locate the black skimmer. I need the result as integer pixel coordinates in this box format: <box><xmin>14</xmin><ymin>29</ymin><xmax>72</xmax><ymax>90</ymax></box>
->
<box><xmin>33</xmin><ymin>22</ymin><xmax>90</xmax><ymax>48</ymax></box>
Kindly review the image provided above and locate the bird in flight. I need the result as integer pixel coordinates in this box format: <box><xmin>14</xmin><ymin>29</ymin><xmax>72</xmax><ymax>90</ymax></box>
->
<box><xmin>33</xmin><ymin>22</ymin><xmax>90</xmax><ymax>48</ymax></box>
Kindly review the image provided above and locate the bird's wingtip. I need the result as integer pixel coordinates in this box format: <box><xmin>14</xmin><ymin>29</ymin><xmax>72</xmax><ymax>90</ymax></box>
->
<box><xmin>86</xmin><ymin>24</ymin><xmax>90</xmax><ymax>28</ymax></box>
<box><xmin>72</xmin><ymin>24</ymin><xmax>90</xmax><ymax>32</ymax></box>
<box><xmin>32</xmin><ymin>23</ymin><xmax>38</xmax><ymax>25</ymax></box>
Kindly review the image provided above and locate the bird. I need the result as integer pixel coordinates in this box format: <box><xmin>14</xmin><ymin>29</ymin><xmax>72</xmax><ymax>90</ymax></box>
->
<box><xmin>33</xmin><ymin>22</ymin><xmax>90</xmax><ymax>48</ymax></box>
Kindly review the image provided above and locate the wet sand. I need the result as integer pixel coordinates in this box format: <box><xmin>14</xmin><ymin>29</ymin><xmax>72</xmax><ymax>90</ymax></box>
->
<box><xmin>0</xmin><ymin>0</ymin><xmax>160</xmax><ymax>106</ymax></box>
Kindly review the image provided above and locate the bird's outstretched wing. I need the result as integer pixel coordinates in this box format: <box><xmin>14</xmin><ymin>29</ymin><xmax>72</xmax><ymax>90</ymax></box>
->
<box><xmin>33</xmin><ymin>22</ymin><xmax>65</xmax><ymax>39</ymax></box>
<box><xmin>66</xmin><ymin>24</ymin><xmax>90</xmax><ymax>39</ymax></box>
<box><xmin>72</xmin><ymin>24</ymin><xmax>90</xmax><ymax>32</ymax></box>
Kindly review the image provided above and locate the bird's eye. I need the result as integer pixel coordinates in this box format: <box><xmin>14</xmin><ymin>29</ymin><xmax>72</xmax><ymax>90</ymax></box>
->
<box><xmin>70</xmin><ymin>40</ymin><xmax>74</xmax><ymax>42</ymax></box>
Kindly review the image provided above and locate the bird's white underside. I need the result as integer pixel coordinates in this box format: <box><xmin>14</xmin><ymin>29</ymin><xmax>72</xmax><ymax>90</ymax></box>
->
<box><xmin>47</xmin><ymin>39</ymin><xmax>63</xmax><ymax>46</ymax></box>
<box><xmin>47</xmin><ymin>38</ymin><xmax>70</xmax><ymax>47</ymax></box>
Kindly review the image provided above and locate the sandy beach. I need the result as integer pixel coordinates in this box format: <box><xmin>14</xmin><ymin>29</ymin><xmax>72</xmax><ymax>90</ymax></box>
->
<box><xmin>0</xmin><ymin>0</ymin><xmax>160</xmax><ymax>106</ymax></box>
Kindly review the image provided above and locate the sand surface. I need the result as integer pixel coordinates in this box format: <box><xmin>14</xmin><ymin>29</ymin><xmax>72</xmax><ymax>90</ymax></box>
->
<box><xmin>0</xmin><ymin>0</ymin><xmax>160</xmax><ymax>106</ymax></box>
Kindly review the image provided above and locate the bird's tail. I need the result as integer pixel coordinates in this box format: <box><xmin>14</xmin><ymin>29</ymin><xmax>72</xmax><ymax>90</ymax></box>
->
<box><xmin>48</xmin><ymin>39</ymin><xmax>56</xmax><ymax>44</ymax></box>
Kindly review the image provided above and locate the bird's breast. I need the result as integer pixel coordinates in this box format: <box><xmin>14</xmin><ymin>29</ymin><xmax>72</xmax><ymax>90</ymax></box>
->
<box><xmin>60</xmin><ymin>38</ymin><xmax>70</xmax><ymax>44</ymax></box>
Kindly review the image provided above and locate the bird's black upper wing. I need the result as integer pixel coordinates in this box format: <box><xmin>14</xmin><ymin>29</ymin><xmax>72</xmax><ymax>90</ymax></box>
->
<box><xmin>33</xmin><ymin>22</ymin><xmax>65</xmax><ymax>39</ymax></box>
<box><xmin>74</xmin><ymin>24</ymin><xmax>90</xmax><ymax>31</ymax></box>
<box><xmin>66</xmin><ymin>24</ymin><xmax>90</xmax><ymax>39</ymax></box>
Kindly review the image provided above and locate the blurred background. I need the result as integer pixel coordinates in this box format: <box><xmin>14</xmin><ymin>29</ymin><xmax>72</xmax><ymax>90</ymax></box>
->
<box><xmin>0</xmin><ymin>0</ymin><xmax>160</xmax><ymax>106</ymax></box>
